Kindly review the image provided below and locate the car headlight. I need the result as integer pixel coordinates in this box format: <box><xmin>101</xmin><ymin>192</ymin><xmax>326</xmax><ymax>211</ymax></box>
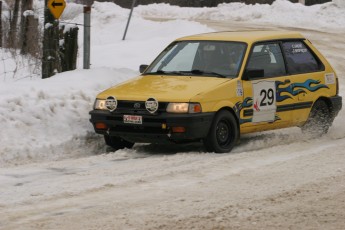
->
<box><xmin>93</xmin><ymin>99</ymin><xmax>107</xmax><ymax>110</ymax></box>
<box><xmin>94</xmin><ymin>96</ymin><xmax>118</xmax><ymax>111</ymax></box>
<box><xmin>166</xmin><ymin>103</ymin><xmax>202</xmax><ymax>113</ymax></box>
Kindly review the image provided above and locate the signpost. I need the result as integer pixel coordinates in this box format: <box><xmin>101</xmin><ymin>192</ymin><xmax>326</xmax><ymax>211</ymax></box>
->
<box><xmin>47</xmin><ymin>0</ymin><xmax>66</xmax><ymax>19</ymax></box>
<box><xmin>122</xmin><ymin>0</ymin><xmax>136</xmax><ymax>40</ymax></box>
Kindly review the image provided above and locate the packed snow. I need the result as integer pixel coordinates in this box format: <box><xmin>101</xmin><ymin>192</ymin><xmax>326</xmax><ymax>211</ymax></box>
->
<box><xmin>0</xmin><ymin>0</ymin><xmax>345</xmax><ymax>229</ymax></box>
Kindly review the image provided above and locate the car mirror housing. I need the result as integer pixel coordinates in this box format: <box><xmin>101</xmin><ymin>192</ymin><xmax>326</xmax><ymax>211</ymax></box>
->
<box><xmin>243</xmin><ymin>69</ymin><xmax>264</xmax><ymax>80</ymax></box>
<box><xmin>139</xmin><ymin>64</ymin><xmax>149</xmax><ymax>73</ymax></box>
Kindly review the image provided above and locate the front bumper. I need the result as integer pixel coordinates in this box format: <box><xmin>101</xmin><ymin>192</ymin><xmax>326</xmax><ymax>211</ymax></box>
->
<box><xmin>89</xmin><ymin>110</ymin><xmax>215</xmax><ymax>143</ymax></box>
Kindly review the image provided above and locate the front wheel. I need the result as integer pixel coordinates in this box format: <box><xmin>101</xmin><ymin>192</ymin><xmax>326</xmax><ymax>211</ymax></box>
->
<box><xmin>203</xmin><ymin>110</ymin><xmax>239</xmax><ymax>153</ymax></box>
<box><xmin>104</xmin><ymin>135</ymin><xmax>134</xmax><ymax>150</ymax></box>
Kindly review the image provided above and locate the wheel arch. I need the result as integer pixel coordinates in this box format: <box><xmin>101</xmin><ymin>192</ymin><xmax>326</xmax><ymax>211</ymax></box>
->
<box><xmin>315</xmin><ymin>96</ymin><xmax>342</xmax><ymax>119</ymax></box>
<box><xmin>315</xmin><ymin>96</ymin><xmax>332</xmax><ymax>112</ymax></box>
<box><xmin>214</xmin><ymin>106</ymin><xmax>240</xmax><ymax>136</ymax></box>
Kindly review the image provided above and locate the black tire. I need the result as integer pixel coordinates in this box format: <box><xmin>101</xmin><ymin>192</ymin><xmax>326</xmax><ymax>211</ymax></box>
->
<box><xmin>104</xmin><ymin>135</ymin><xmax>134</xmax><ymax>150</ymax></box>
<box><xmin>301</xmin><ymin>100</ymin><xmax>331</xmax><ymax>137</ymax></box>
<box><xmin>203</xmin><ymin>110</ymin><xmax>239</xmax><ymax>153</ymax></box>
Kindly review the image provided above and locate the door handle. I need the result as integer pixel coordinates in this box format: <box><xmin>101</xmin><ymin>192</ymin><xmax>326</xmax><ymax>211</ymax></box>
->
<box><xmin>284</xmin><ymin>79</ymin><xmax>291</xmax><ymax>84</ymax></box>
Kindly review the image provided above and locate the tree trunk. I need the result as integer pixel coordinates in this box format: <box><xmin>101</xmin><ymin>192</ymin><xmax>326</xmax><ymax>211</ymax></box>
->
<box><xmin>20</xmin><ymin>0</ymin><xmax>39</xmax><ymax>56</ymax></box>
<box><xmin>42</xmin><ymin>0</ymin><xmax>61</xmax><ymax>78</ymax></box>
<box><xmin>21</xmin><ymin>15</ymin><xmax>39</xmax><ymax>56</ymax></box>
<box><xmin>9</xmin><ymin>0</ymin><xmax>20</xmax><ymax>48</ymax></box>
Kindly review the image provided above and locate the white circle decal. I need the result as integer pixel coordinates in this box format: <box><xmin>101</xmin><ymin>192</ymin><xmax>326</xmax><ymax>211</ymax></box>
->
<box><xmin>105</xmin><ymin>96</ymin><xmax>117</xmax><ymax>112</ymax></box>
<box><xmin>145</xmin><ymin>98</ymin><xmax>159</xmax><ymax>114</ymax></box>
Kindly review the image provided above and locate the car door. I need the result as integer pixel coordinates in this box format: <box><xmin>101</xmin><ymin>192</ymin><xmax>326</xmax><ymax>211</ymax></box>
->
<box><xmin>240</xmin><ymin>42</ymin><xmax>294</xmax><ymax>133</ymax></box>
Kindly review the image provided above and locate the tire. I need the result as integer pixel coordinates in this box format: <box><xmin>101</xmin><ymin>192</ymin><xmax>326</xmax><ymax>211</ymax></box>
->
<box><xmin>104</xmin><ymin>135</ymin><xmax>134</xmax><ymax>150</ymax></box>
<box><xmin>203</xmin><ymin>110</ymin><xmax>239</xmax><ymax>153</ymax></box>
<box><xmin>301</xmin><ymin>100</ymin><xmax>331</xmax><ymax>137</ymax></box>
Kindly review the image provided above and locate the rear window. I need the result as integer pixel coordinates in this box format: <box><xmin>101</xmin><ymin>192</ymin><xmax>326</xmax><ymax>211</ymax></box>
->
<box><xmin>282</xmin><ymin>41</ymin><xmax>323</xmax><ymax>75</ymax></box>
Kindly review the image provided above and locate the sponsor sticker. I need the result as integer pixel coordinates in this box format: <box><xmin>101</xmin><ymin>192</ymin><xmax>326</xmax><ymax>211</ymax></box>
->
<box><xmin>325</xmin><ymin>73</ymin><xmax>335</xmax><ymax>85</ymax></box>
<box><xmin>123</xmin><ymin>115</ymin><xmax>142</xmax><ymax>124</ymax></box>
<box><xmin>236</xmin><ymin>80</ymin><xmax>243</xmax><ymax>96</ymax></box>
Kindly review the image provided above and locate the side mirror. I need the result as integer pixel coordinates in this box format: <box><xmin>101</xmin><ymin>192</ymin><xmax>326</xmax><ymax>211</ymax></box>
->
<box><xmin>139</xmin><ymin>64</ymin><xmax>149</xmax><ymax>73</ymax></box>
<box><xmin>242</xmin><ymin>69</ymin><xmax>264</xmax><ymax>80</ymax></box>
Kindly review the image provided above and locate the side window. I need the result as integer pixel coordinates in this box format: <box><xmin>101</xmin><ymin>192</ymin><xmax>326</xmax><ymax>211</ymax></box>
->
<box><xmin>282</xmin><ymin>41</ymin><xmax>322</xmax><ymax>75</ymax></box>
<box><xmin>247</xmin><ymin>43</ymin><xmax>286</xmax><ymax>78</ymax></box>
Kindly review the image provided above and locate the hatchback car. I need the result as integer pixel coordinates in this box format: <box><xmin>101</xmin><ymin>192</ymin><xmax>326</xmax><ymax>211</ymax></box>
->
<box><xmin>89</xmin><ymin>31</ymin><xmax>342</xmax><ymax>153</ymax></box>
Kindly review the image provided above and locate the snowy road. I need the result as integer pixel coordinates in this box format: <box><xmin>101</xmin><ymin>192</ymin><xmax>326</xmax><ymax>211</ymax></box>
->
<box><xmin>1</xmin><ymin>131</ymin><xmax>345</xmax><ymax>229</ymax></box>
<box><xmin>1</xmin><ymin>20</ymin><xmax>345</xmax><ymax>230</ymax></box>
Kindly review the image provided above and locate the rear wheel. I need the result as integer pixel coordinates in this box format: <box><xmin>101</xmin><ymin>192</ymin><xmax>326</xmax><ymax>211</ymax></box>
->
<box><xmin>203</xmin><ymin>110</ymin><xmax>239</xmax><ymax>153</ymax></box>
<box><xmin>301</xmin><ymin>100</ymin><xmax>331</xmax><ymax>137</ymax></box>
<box><xmin>104</xmin><ymin>135</ymin><xmax>134</xmax><ymax>150</ymax></box>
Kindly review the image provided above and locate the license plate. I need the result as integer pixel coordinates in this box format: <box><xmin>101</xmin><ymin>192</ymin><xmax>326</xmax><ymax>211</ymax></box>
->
<box><xmin>123</xmin><ymin>115</ymin><xmax>142</xmax><ymax>124</ymax></box>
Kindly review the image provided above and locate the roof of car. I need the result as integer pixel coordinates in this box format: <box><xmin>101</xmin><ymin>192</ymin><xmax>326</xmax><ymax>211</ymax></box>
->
<box><xmin>176</xmin><ymin>31</ymin><xmax>305</xmax><ymax>43</ymax></box>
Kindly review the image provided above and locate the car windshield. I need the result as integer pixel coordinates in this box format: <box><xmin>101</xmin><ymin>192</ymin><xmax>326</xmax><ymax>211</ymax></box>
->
<box><xmin>145</xmin><ymin>41</ymin><xmax>247</xmax><ymax>78</ymax></box>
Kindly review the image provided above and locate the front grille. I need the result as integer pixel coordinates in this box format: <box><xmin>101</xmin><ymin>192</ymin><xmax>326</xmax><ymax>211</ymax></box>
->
<box><xmin>114</xmin><ymin>100</ymin><xmax>168</xmax><ymax>115</ymax></box>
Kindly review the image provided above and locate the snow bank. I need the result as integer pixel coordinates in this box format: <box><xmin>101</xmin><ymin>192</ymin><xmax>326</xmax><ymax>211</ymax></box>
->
<box><xmin>0</xmin><ymin>68</ymin><xmax>136</xmax><ymax>165</ymax></box>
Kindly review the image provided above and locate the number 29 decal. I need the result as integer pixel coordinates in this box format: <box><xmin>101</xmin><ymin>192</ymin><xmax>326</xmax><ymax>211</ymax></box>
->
<box><xmin>260</xmin><ymin>88</ymin><xmax>275</xmax><ymax>106</ymax></box>
<box><xmin>252</xmin><ymin>81</ymin><xmax>276</xmax><ymax>123</ymax></box>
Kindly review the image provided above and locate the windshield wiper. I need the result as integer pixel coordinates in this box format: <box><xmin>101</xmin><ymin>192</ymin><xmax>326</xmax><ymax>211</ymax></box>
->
<box><xmin>145</xmin><ymin>70</ymin><xmax>187</xmax><ymax>76</ymax></box>
<box><xmin>145</xmin><ymin>70</ymin><xmax>228</xmax><ymax>78</ymax></box>
<box><xmin>190</xmin><ymin>69</ymin><xmax>227</xmax><ymax>78</ymax></box>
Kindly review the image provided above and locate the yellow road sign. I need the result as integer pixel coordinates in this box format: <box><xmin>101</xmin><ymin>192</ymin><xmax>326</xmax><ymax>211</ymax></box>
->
<box><xmin>47</xmin><ymin>0</ymin><xmax>66</xmax><ymax>19</ymax></box>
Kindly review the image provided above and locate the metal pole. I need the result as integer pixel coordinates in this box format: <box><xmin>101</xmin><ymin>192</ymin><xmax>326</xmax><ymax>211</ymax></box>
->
<box><xmin>0</xmin><ymin>1</ymin><xmax>2</xmax><ymax>47</ymax></box>
<box><xmin>122</xmin><ymin>0</ymin><xmax>136</xmax><ymax>41</ymax></box>
<box><xmin>84</xmin><ymin>5</ymin><xmax>91</xmax><ymax>69</ymax></box>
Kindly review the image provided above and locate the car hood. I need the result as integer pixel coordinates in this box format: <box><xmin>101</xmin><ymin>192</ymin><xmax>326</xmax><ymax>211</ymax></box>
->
<box><xmin>97</xmin><ymin>75</ymin><xmax>231</xmax><ymax>102</ymax></box>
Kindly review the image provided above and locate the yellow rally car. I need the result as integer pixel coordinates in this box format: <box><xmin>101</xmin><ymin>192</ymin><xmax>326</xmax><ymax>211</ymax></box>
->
<box><xmin>89</xmin><ymin>31</ymin><xmax>342</xmax><ymax>153</ymax></box>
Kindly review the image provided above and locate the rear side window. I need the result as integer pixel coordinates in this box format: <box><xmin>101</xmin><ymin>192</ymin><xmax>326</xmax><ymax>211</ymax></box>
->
<box><xmin>282</xmin><ymin>41</ymin><xmax>323</xmax><ymax>75</ymax></box>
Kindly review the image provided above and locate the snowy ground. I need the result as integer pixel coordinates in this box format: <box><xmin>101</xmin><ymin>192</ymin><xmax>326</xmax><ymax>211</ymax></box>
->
<box><xmin>1</xmin><ymin>1</ymin><xmax>345</xmax><ymax>229</ymax></box>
